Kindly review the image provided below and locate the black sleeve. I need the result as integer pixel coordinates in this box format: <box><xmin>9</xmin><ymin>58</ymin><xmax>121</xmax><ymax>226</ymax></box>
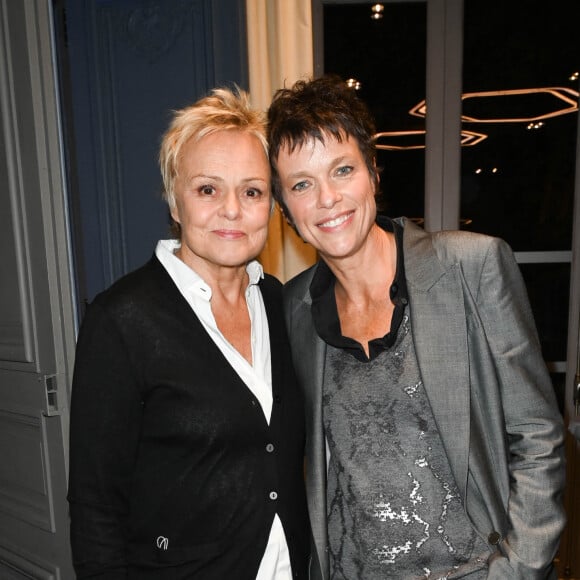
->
<box><xmin>67</xmin><ymin>301</ymin><xmax>143</xmax><ymax>579</ymax></box>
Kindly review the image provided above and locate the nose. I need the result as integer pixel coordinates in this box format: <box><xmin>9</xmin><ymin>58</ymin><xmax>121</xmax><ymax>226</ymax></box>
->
<box><xmin>317</xmin><ymin>181</ymin><xmax>341</xmax><ymax>209</ymax></box>
<box><xmin>219</xmin><ymin>191</ymin><xmax>241</xmax><ymax>219</ymax></box>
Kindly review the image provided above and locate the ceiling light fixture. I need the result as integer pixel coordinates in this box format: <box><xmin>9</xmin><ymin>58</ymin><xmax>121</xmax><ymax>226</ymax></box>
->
<box><xmin>409</xmin><ymin>87</ymin><xmax>579</xmax><ymax>123</ymax></box>
<box><xmin>374</xmin><ymin>129</ymin><xmax>487</xmax><ymax>151</ymax></box>
<box><xmin>371</xmin><ymin>4</ymin><xmax>384</xmax><ymax>20</ymax></box>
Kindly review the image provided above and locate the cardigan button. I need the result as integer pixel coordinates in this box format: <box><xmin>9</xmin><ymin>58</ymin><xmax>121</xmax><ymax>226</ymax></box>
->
<box><xmin>266</xmin><ymin>443</ymin><xmax>275</xmax><ymax>453</ymax></box>
<box><xmin>269</xmin><ymin>491</ymin><xmax>278</xmax><ymax>500</ymax></box>
<box><xmin>488</xmin><ymin>531</ymin><xmax>501</xmax><ymax>545</ymax></box>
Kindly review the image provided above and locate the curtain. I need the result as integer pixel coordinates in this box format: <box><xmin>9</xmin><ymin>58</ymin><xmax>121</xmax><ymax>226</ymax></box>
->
<box><xmin>246</xmin><ymin>0</ymin><xmax>318</xmax><ymax>282</ymax></box>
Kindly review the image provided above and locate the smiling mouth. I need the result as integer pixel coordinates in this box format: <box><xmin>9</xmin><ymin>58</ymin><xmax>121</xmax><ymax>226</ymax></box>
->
<box><xmin>214</xmin><ymin>229</ymin><xmax>245</xmax><ymax>239</ymax></box>
<box><xmin>318</xmin><ymin>211</ymin><xmax>353</xmax><ymax>229</ymax></box>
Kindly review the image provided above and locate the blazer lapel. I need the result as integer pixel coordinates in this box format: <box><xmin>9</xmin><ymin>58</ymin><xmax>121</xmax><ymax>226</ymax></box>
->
<box><xmin>285</xmin><ymin>271</ymin><xmax>330</xmax><ymax>578</ymax></box>
<box><xmin>401</xmin><ymin>219</ymin><xmax>471</xmax><ymax>496</ymax></box>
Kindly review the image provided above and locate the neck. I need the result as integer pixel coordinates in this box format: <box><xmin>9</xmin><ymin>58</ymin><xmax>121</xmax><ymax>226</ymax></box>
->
<box><xmin>326</xmin><ymin>224</ymin><xmax>397</xmax><ymax>302</ymax></box>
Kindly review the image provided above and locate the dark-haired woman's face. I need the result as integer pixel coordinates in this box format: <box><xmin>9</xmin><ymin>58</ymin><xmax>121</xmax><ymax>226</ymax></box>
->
<box><xmin>276</xmin><ymin>133</ymin><xmax>377</xmax><ymax>263</ymax></box>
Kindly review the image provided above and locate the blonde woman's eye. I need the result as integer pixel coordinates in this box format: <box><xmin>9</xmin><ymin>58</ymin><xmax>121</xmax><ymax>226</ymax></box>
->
<box><xmin>245</xmin><ymin>188</ymin><xmax>263</xmax><ymax>198</ymax></box>
<box><xmin>198</xmin><ymin>185</ymin><xmax>216</xmax><ymax>196</ymax></box>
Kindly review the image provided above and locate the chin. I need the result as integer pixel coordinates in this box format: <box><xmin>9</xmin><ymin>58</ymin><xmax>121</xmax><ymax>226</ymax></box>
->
<box><xmin>217</xmin><ymin>253</ymin><xmax>259</xmax><ymax>268</ymax></box>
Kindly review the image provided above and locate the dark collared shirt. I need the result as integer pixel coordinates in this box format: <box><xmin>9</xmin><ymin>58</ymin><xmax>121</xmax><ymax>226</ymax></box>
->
<box><xmin>310</xmin><ymin>216</ymin><xmax>408</xmax><ymax>361</ymax></box>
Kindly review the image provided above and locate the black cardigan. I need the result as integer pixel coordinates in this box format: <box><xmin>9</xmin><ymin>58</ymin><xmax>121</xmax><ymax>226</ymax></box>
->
<box><xmin>68</xmin><ymin>256</ymin><xmax>310</xmax><ymax>579</ymax></box>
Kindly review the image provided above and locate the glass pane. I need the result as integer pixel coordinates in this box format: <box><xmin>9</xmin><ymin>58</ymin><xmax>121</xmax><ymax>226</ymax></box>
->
<box><xmin>324</xmin><ymin>1</ymin><xmax>427</xmax><ymax>221</ymax></box>
<box><xmin>461</xmin><ymin>0</ymin><xmax>579</xmax><ymax>252</ymax></box>
<box><xmin>519</xmin><ymin>262</ymin><xmax>570</xmax><ymax>363</ymax></box>
<box><xmin>550</xmin><ymin>373</ymin><xmax>566</xmax><ymax>417</ymax></box>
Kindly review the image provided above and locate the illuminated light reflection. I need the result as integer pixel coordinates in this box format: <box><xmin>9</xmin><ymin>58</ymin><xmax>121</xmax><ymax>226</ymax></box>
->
<box><xmin>371</xmin><ymin>3</ymin><xmax>384</xmax><ymax>20</ymax></box>
<box><xmin>527</xmin><ymin>121</ymin><xmax>544</xmax><ymax>130</ymax></box>
<box><xmin>346</xmin><ymin>78</ymin><xmax>362</xmax><ymax>91</ymax></box>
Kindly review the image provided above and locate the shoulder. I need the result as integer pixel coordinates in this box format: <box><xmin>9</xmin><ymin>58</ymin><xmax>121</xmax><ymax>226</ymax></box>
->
<box><xmin>283</xmin><ymin>263</ymin><xmax>318</xmax><ymax>302</ymax></box>
<box><xmin>430</xmin><ymin>229</ymin><xmax>510</xmax><ymax>264</ymax></box>
<box><xmin>89</xmin><ymin>255</ymin><xmax>172</xmax><ymax>318</ymax></box>
<box><xmin>397</xmin><ymin>217</ymin><xmax>518</xmax><ymax>292</ymax></box>
<box><xmin>259</xmin><ymin>272</ymin><xmax>283</xmax><ymax>294</ymax></box>
<box><xmin>258</xmin><ymin>273</ymin><xmax>284</xmax><ymax>314</ymax></box>
<box><xmin>401</xmin><ymin>217</ymin><xmax>513</xmax><ymax>269</ymax></box>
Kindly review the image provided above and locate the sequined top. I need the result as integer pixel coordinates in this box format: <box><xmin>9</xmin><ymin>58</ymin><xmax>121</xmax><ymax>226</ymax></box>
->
<box><xmin>323</xmin><ymin>313</ymin><xmax>489</xmax><ymax>579</ymax></box>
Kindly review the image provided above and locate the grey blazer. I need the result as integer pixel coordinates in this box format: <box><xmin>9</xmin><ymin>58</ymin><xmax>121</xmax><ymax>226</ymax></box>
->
<box><xmin>283</xmin><ymin>218</ymin><xmax>566</xmax><ymax>580</ymax></box>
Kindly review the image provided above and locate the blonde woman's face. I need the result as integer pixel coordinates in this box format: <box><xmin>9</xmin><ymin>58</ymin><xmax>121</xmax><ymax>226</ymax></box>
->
<box><xmin>171</xmin><ymin>130</ymin><xmax>271</xmax><ymax>274</ymax></box>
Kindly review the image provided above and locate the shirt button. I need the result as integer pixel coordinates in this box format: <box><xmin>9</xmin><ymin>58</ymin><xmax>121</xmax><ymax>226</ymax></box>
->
<box><xmin>266</xmin><ymin>443</ymin><xmax>275</xmax><ymax>453</ymax></box>
<box><xmin>488</xmin><ymin>531</ymin><xmax>501</xmax><ymax>545</ymax></box>
<box><xmin>269</xmin><ymin>491</ymin><xmax>278</xmax><ymax>500</ymax></box>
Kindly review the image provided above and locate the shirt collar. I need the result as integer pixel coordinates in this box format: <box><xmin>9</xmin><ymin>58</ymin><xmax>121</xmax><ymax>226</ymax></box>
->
<box><xmin>246</xmin><ymin>260</ymin><xmax>265</xmax><ymax>286</ymax></box>
<box><xmin>155</xmin><ymin>239</ymin><xmax>264</xmax><ymax>302</ymax></box>
<box><xmin>309</xmin><ymin>216</ymin><xmax>408</xmax><ymax>361</ymax></box>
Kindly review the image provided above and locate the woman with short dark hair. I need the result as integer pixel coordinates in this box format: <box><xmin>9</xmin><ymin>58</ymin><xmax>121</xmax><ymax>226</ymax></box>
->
<box><xmin>268</xmin><ymin>75</ymin><xmax>565</xmax><ymax>580</ymax></box>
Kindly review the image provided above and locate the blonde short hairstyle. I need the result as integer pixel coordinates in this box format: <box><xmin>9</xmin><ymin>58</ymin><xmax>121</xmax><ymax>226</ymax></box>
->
<box><xmin>159</xmin><ymin>86</ymin><xmax>268</xmax><ymax>211</ymax></box>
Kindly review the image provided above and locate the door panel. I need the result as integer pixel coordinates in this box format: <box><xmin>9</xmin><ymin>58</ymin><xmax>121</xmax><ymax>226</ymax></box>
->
<box><xmin>0</xmin><ymin>406</ymin><xmax>54</xmax><ymax>532</ymax></box>
<box><xmin>0</xmin><ymin>0</ymin><xmax>75</xmax><ymax>577</ymax></box>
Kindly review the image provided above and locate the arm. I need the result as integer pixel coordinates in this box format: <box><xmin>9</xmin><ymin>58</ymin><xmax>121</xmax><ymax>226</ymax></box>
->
<box><xmin>476</xmin><ymin>238</ymin><xmax>565</xmax><ymax>579</ymax></box>
<box><xmin>68</xmin><ymin>301</ymin><xmax>143</xmax><ymax>579</ymax></box>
